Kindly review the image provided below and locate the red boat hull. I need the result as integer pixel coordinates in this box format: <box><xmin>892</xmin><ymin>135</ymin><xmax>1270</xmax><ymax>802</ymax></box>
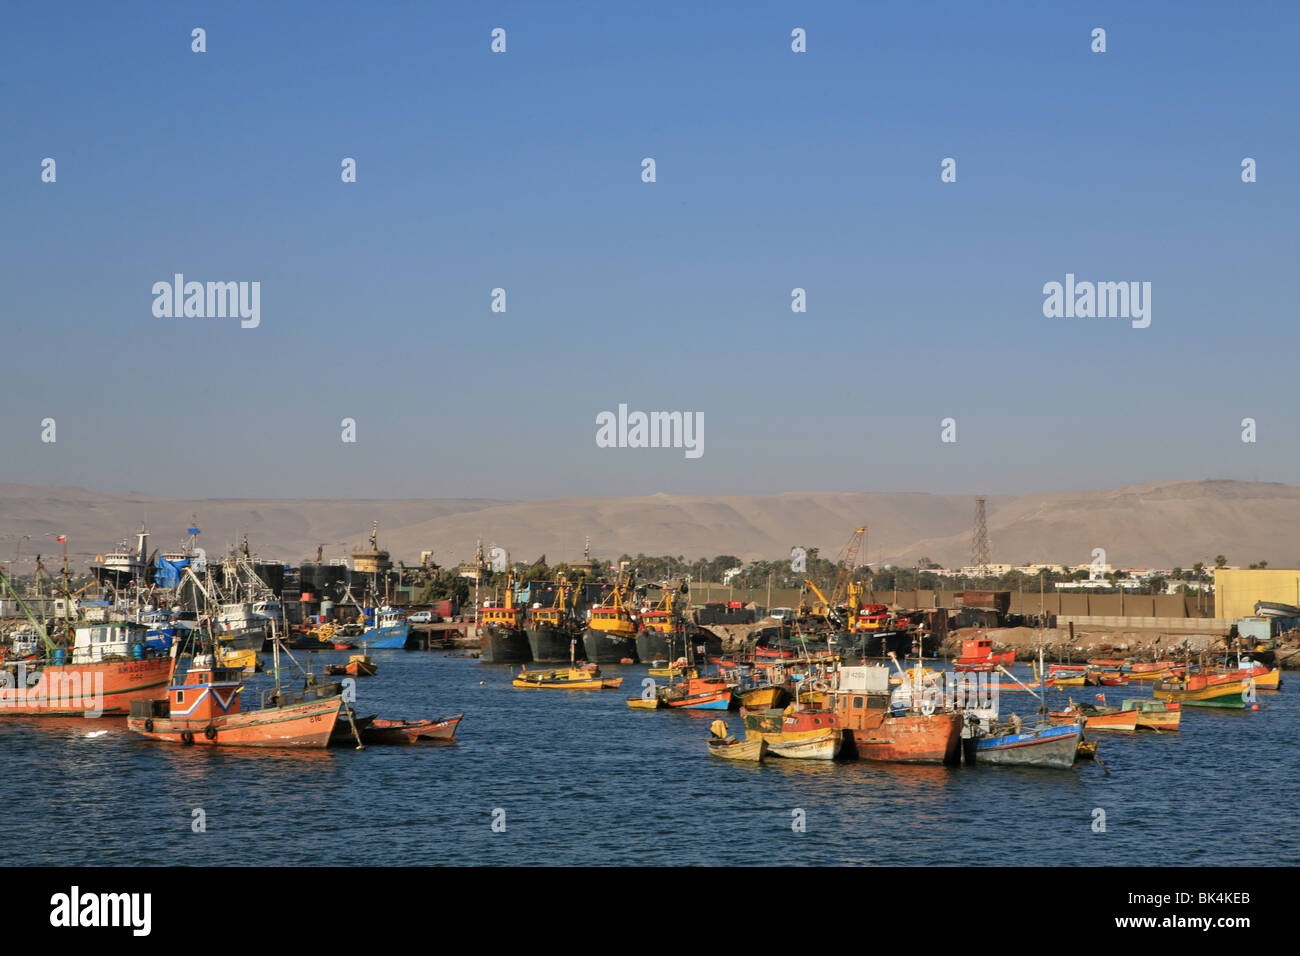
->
<box><xmin>1</xmin><ymin>657</ymin><xmax>174</xmax><ymax>717</ymax></box>
<box><xmin>127</xmin><ymin>695</ymin><xmax>340</xmax><ymax>747</ymax></box>
<box><xmin>362</xmin><ymin>714</ymin><xmax>463</xmax><ymax>744</ymax></box>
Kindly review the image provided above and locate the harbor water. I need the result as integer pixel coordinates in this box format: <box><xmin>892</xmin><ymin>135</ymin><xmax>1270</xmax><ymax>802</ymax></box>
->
<box><xmin>3</xmin><ymin>652</ymin><xmax>1297</xmax><ymax>866</ymax></box>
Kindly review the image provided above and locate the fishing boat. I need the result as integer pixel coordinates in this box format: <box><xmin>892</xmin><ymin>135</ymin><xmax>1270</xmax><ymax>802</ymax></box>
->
<box><xmin>479</xmin><ymin>574</ymin><xmax>531</xmax><ymax>663</ymax></box>
<box><xmin>218</xmin><ymin>646</ymin><xmax>260</xmax><ymax>674</ymax></box>
<box><xmin>626</xmin><ymin>695</ymin><xmax>663</xmax><ymax>709</ymax></box>
<box><xmin>128</xmin><ymin>652</ymin><xmax>340</xmax><ymax>747</ymax></box>
<box><xmin>742</xmin><ymin>707</ymin><xmax>842</xmax><ymax>760</ymax></box>
<box><xmin>662</xmin><ymin>673</ymin><xmax>735</xmax><ymax>710</ymax></box>
<box><xmin>582</xmin><ymin>576</ymin><xmax>639</xmax><ymax>663</ymax></box>
<box><xmin>525</xmin><ymin>585</ymin><xmax>584</xmax><ymax>663</ymax></box>
<box><xmin>1211</xmin><ymin>656</ymin><xmax>1281</xmax><ymax>690</ymax></box>
<box><xmin>968</xmin><ymin>716</ymin><xmax>1081</xmax><ymax>769</ymax></box>
<box><xmin>831</xmin><ymin>665</ymin><xmax>962</xmax><ymax>764</ymax></box>
<box><xmin>707</xmin><ymin>721</ymin><xmax>766</xmax><ymax>761</ymax></box>
<box><xmin>1121</xmin><ymin>698</ymin><xmax>1182</xmax><ymax>731</ymax></box>
<box><xmin>325</xmin><ymin>653</ymin><xmax>377</xmax><ymax>677</ymax></box>
<box><xmin>648</xmin><ymin>659</ymin><xmax>692</xmax><ymax>679</ymax></box>
<box><xmin>635</xmin><ymin>587</ymin><xmax>687</xmax><ymax>664</ymax></box>
<box><xmin>739</xmin><ymin>684</ymin><xmax>790</xmax><ymax>710</ymax></box>
<box><xmin>361</xmin><ymin>607</ymin><xmax>411</xmax><ymax>650</ymax></box>
<box><xmin>1153</xmin><ymin>674</ymin><xmax>1250</xmax><ymax>709</ymax></box>
<box><xmin>1048</xmin><ymin>699</ymin><xmax>1139</xmax><ymax>732</ymax></box>
<box><xmin>0</xmin><ymin>571</ymin><xmax>176</xmax><ymax>717</ymax></box>
<box><xmin>512</xmin><ymin>665</ymin><xmax>622</xmax><ymax>690</ymax></box>
<box><xmin>953</xmin><ymin>637</ymin><xmax>1015</xmax><ymax>672</ymax></box>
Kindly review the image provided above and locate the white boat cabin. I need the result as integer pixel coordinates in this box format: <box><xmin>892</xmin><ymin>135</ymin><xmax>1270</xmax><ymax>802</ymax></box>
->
<box><xmin>72</xmin><ymin>622</ymin><xmax>150</xmax><ymax>663</ymax></box>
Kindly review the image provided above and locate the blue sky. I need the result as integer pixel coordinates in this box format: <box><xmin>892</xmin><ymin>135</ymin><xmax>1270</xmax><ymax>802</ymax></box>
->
<box><xmin>2</xmin><ymin>2</ymin><xmax>1296</xmax><ymax>499</ymax></box>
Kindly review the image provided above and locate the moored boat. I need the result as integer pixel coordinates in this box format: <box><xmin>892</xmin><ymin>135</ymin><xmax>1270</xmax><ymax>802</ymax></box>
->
<box><xmin>742</xmin><ymin>706</ymin><xmax>842</xmax><ymax>760</ymax></box>
<box><xmin>0</xmin><ymin>577</ymin><xmax>175</xmax><ymax>717</ymax></box>
<box><xmin>127</xmin><ymin>653</ymin><xmax>340</xmax><ymax>747</ymax></box>
<box><xmin>953</xmin><ymin>637</ymin><xmax>1015</xmax><ymax>672</ymax></box>
<box><xmin>1153</xmin><ymin>674</ymin><xmax>1250</xmax><ymax>709</ymax></box>
<box><xmin>707</xmin><ymin>721</ymin><xmax>766</xmax><ymax>762</ymax></box>
<box><xmin>513</xmin><ymin>665</ymin><xmax>620</xmax><ymax>689</ymax></box>
<box><xmin>357</xmin><ymin>713</ymin><xmax>463</xmax><ymax>744</ymax></box>
<box><xmin>831</xmin><ymin>664</ymin><xmax>961</xmax><ymax>764</ymax></box>
<box><xmin>1121</xmin><ymin>698</ymin><xmax>1181</xmax><ymax>731</ymax></box>
<box><xmin>582</xmin><ymin>577</ymin><xmax>639</xmax><ymax>663</ymax></box>
<box><xmin>967</xmin><ymin>714</ymin><xmax>1080</xmax><ymax>769</ymax></box>
<box><xmin>479</xmin><ymin>575</ymin><xmax>531</xmax><ymax>664</ymax></box>
<box><xmin>1048</xmin><ymin>701</ymin><xmax>1139</xmax><ymax>732</ymax></box>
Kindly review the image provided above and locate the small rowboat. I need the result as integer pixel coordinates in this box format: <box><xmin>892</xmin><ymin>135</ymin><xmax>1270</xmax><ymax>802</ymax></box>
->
<box><xmin>757</xmin><ymin>727</ymin><xmax>841</xmax><ymax>760</ymax></box>
<box><xmin>326</xmin><ymin>654</ymin><xmax>377</xmax><ymax>677</ymax></box>
<box><xmin>1049</xmin><ymin>705</ymin><xmax>1138</xmax><ymax>732</ymax></box>
<box><xmin>707</xmin><ymin>736</ymin><xmax>767</xmax><ymax>762</ymax></box>
<box><xmin>360</xmin><ymin>713</ymin><xmax>464</xmax><ymax>744</ymax></box>
<box><xmin>627</xmin><ymin>696</ymin><xmax>663</xmax><ymax>709</ymax></box>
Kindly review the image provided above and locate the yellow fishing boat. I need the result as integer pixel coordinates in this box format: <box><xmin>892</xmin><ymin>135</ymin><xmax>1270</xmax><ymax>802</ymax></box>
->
<box><xmin>1122</xmin><ymin>699</ymin><xmax>1182</xmax><ymax>730</ymax></box>
<box><xmin>218</xmin><ymin>647</ymin><xmax>259</xmax><ymax>674</ymax></box>
<box><xmin>513</xmin><ymin>665</ymin><xmax>622</xmax><ymax>690</ymax></box>
<box><xmin>739</xmin><ymin>685</ymin><xmax>788</xmax><ymax>710</ymax></box>
<box><xmin>1153</xmin><ymin>675</ymin><xmax>1250</xmax><ymax>709</ymax></box>
<box><xmin>626</xmin><ymin>695</ymin><xmax>663</xmax><ymax>709</ymax></box>
<box><xmin>649</xmin><ymin>662</ymin><xmax>695</xmax><ymax>680</ymax></box>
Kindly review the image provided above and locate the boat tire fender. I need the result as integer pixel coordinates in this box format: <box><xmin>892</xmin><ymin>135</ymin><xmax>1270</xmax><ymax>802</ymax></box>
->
<box><xmin>180</xmin><ymin>731</ymin><xmax>195</xmax><ymax>745</ymax></box>
<box><xmin>143</xmin><ymin>718</ymin><xmax>154</xmax><ymax>733</ymax></box>
<box><xmin>204</xmin><ymin>724</ymin><xmax>217</xmax><ymax>740</ymax></box>
<box><xmin>811</xmin><ymin>679</ymin><xmax>829</xmax><ymax>693</ymax></box>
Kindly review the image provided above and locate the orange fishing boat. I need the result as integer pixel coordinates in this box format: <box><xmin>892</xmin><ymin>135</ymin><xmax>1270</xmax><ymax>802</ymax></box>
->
<box><xmin>128</xmin><ymin>653</ymin><xmax>340</xmax><ymax>747</ymax></box>
<box><xmin>1049</xmin><ymin>700</ymin><xmax>1138</xmax><ymax>732</ymax></box>
<box><xmin>953</xmin><ymin>637</ymin><xmax>1015</xmax><ymax>672</ymax></box>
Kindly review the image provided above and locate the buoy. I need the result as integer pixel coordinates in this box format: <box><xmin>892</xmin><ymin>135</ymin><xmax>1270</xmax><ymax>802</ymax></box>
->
<box><xmin>1251</xmin><ymin>704</ymin><xmax>1259</xmax><ymax>711</ymax></box>
<box><xmin>479</xmin><ymin>681</ymin><xmax>485</xmax><ymax>685</ymax></box>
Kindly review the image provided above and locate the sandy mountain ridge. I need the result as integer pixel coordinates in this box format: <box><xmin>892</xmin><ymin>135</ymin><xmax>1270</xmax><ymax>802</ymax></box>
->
<box><xmin>0</xmin><ymin>480</ymin><xmax>1296</xmax><ymax>572</ymax></box>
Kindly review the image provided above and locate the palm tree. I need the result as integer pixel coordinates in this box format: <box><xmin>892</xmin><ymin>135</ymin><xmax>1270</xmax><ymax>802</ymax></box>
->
<box><xmin>1215</xmin><ymin>555</ymin><xmax>1227</xmax><ymax>569</ymax></box>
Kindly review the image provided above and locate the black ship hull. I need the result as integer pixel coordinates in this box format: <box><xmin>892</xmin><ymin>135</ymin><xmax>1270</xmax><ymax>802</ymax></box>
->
<box><xmin>638</xmin><ymin>628</ymin><xmax>723</xmax><ymax>663</ymax></box>
<box><xmin>526</xmin><ymin>626</ymin><xmax>585</xmax><ymax>663</ymax></box>
<box><xmin>479</xmin><ymin>625</ymin><xmax>531</xmax><ymax>664</ymax></box>
<box><xmin>583</xmin><ymin>628</ymin><xmax>637</xmax><ymax>663</ymax></box>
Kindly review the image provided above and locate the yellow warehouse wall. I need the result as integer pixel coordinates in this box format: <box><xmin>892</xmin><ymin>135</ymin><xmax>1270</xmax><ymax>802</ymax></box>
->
<box><xmin>1214</xmin><ymin>569</ymin><xmax>1300</xmax><ymax>620</ymax></box>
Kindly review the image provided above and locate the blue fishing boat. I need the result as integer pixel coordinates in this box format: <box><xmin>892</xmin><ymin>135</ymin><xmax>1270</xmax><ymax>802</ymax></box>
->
<box><xmin>970</xmin><ymin>718</ymin><xmax>1080</xmax><ymax>769</ymax></box>
<box><xmin>362</xmin><ymin>608</ymin><xmax>410</xmax><ymax>649</ymax></box>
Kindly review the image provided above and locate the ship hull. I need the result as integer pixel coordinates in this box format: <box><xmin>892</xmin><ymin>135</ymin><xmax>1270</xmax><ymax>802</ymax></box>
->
<box><xmin>583</xmin><ymin>628</ymin><xmax>637</xmax><ymax>663</ymax></box>
<box><xmin>526</xmin><ymin>626</ymin><xmax>585</xmax><ymax>663</ymax></box>
<box><xmin>363</xmin><ymin>623</ymin><xmax>410</xmax><ymax>649</ymax></box>
<box><xmin>973</xmin><ymin>723</ymin><xmax>1080</xmax><ymax>769</ymax></box>
<box><xmin>479</xmin><ymin>625</ymin><xmax>531</xmax><ymax>664</ymax></box>
<box><xmin>844</xmin><ymin>712</ymin><xmax>962</xmax><ymax>764</ymax></box>
<box><xmin>127</xmin><ymin>695</ymin><xmax>339</xmax><ymax>747</ymax></box>
<box><xmin>216</xmin><ymin>625</ymin><xmax>267</xmax><ymax>651</ymax></box>
<box><xmin>0</xmin><ymin>657</ymin><xmax>174</xmax><ymax>717</ymax></box>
